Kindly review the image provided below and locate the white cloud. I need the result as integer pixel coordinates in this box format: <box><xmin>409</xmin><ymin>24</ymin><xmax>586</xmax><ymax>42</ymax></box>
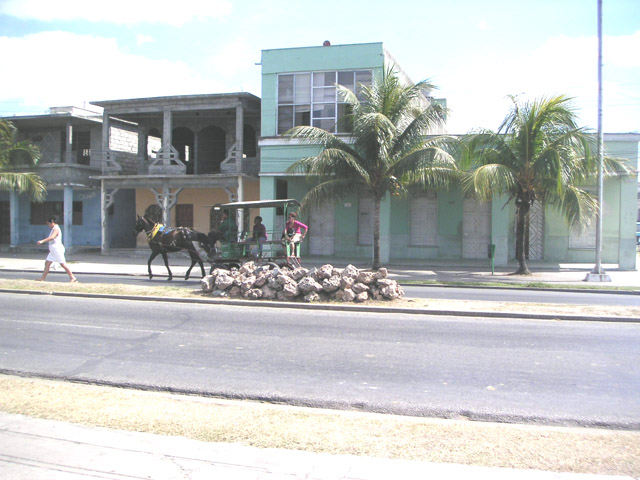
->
<box><xmin>0</xmin><ymin>31</ymin><xmax>230</xmax><ymax>113</ymax></box>
<box><xmin>208</xmin><ymin>37</ymin><xmax>256</xmax><ymax>76</ymax></box>
<box><xmin>0</xmin><ymin>0</ymin><xmax>232</xmax><ymax>26</ymax></box>
<box><xmin>439</xmin><ymin>32</ymin><xmax>640</xmax><ymax>133</ymax></box>
<box><xmin>136</xmin><ymin>34</ymin><xmax>154</xmax><ymax>46</ymax></box>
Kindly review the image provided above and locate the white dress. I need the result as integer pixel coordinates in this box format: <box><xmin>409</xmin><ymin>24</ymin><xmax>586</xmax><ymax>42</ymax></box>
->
<box><xmin>46</xmin><ymin>225</ymin><xmax>67</xmax><ymax>264</ymax></box>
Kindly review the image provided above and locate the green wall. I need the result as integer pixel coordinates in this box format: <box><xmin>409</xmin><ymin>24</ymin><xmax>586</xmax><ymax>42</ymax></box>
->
<box><xmin>259</xmin><ymin>43</ymin><xmax>639</xmax><ymax>269</ymax></box>
<box><xmin>261</xmin><ymin>43</ymin><xmax>386</xmax><ymax>137</ymax></box>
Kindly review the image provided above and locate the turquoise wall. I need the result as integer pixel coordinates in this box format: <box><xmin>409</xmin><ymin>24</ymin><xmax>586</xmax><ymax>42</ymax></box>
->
<box><xmin>261</xmin><ymin>43</ymin><xmax>386</xmax><ymax>137</ymax></box>
<box><xmin>259</xmin><ymin>43</ymin><xmax>639</xmax><ymax>268</ymax></box>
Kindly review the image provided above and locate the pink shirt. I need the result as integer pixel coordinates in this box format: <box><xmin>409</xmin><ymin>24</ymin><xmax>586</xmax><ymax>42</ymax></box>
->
<box><xmin>285</xmin><ymin>219</ymin><xmax>307</xmax><ymax>235</ymax></box>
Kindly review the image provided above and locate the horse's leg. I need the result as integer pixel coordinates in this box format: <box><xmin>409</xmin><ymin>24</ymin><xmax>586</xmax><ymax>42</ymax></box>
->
<box><xmin>147</xmin><ymin>250</ymin><xmax>159</xmax><ymax>279</ymax></box>
<box><xmin>184</xmin><ymin>250</ymin><xmax>204</xmax><ymax>280</ymax></box>
<box><xmin>160</xmin><ymin>251</ymin><xmax>172</xmax><ymax>281</ymax></box>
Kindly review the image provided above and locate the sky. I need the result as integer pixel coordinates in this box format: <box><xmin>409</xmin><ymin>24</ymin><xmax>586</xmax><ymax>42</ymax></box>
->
<box><xmin>0</xmin><ymin>0</ymin><xmax>638</xmax><ymax>134</ymax></box>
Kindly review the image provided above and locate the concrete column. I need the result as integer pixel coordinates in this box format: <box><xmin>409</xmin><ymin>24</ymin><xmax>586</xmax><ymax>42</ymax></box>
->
<box><xmin>63</xmin><ymin>186</ymin><xmax>73</xmax><ymax>252</ymax></box>
<box><xmin>162</xmin><ymin>184</ymin><xmax>170</xmax><ymax>225</ymax></box>
<box><xmin>379</xmin><ymin>192</ymin><xmax>391</xmax><ymax>264</ymax></box>
<box><xmin>237</xmin><ymin>176</ymin><xmax>244</xmax><ymax>236</ymax></box>
<box><xmin>260</xmin><ymin>177</ymin><xmax>277</xmax><ymax>237</ymax></box>
<box><xmin>101</xmin><ymin>111</ymin><xmax>110</xmax><ymax>171</ymax></box>
<box><xmin>162</xmin><ymin>109</ymin><xmax>172</xmax><ymax>165</ymax></box>
<box><xmin>9</xmin><ymin>190</ymin><xmax>19</xmax><ymax>247</ymax></box>
<box><xmin>193</xmin><ymin>129</ymin><xmax>199</xmax><ymax>174</ymax></box>
<box><xmin>101</xmin><ymin>184</ymin><xmax>109</xmax><ymax>254</ymax></box>
<box><xmin>65</xmin><ymin>121</ymin><xmax>73</xmax><ymax>164</ymax></box>
<box><xmin>137</xmin><ymin>127</ymin><xmax>147</xmax><ymax>173</ymax></box>
<box><xmin>235</xmin><ymin>104</ymin><xmax>244</xmax><ymax>173</ymax></box>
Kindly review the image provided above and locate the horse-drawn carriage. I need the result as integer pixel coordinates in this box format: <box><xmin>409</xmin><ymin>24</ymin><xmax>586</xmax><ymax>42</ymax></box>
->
<box><xmin>206</xmin><ymin>199</ymin><xmax>303</xmax><ymax>272</ymax></box>
<box><xmin>135</xmin><ymin>199</ymin><xmax>304</xmax><ymax>280</ymax></box>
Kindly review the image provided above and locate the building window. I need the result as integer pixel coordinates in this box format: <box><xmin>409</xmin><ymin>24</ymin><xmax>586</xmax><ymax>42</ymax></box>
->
<box><xmin>73</xmin><ymin>131</ymin><xmax>91</xmax><ymax>165</ymax></box>
<box><xmin>277</xmin><ymin>70</ymin><xmax>372</xmax><ymax>134</ymax></box>
<box><xmin>569</xmin><ymin>222</ymin><xmax>596</xmax><ymax>249</ymax></box>
<box><xmin>31</xmin><ymin>201</ymin><xmax>83</xmax><ymax>225</ymax></box>
<box><xmin>409</xmin><ymin>192</ymin><xmax>438</xmax><ymax>246</ymax></box>
<box><xmin>569</xmin><ymin>188</ymin><xmax>598</xmax><ymax>249</ymax></box>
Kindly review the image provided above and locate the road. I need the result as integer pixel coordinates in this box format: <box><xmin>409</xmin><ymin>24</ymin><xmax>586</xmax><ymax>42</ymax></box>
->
<box><xmin>3</xmin><ymin>269</ymin><xmax>639</xmax><ymax>306</ymax></box>
<box><xmin>1</xmin><ymin>292</ymin><xmax>639</xmax><ymax>428</ymax></box>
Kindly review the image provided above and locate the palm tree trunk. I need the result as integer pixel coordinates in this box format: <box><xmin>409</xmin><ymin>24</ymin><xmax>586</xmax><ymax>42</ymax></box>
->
<box><xmin>372</xmin><ymin>195</ymin><xmax>382</xmax><ymax>270</ymax></box>
<box><xmin>514</xmin><ymin>200</ymin><xmax>531</xmax><ymax>275</ymax></box>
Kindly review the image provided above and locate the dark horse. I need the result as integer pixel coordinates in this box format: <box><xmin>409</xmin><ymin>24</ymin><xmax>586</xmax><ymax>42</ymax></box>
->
<box><xmin>134</xmin><ymin>215</ymin><xmax>210</xmax><ymax>281</ymax></box>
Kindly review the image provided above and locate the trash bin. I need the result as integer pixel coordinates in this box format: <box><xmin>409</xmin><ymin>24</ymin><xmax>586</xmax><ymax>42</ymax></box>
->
<box><xmin>488</xmin><ymin>244</ymin><xmax>496</xmax><ymax>275</ymax></box>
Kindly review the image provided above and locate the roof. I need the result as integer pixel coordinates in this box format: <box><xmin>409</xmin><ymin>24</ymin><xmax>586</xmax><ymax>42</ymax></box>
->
<box><xmin>207</xmin><ymin>199</ymin><xmax>301</xmax><ymax>209</ymax></box>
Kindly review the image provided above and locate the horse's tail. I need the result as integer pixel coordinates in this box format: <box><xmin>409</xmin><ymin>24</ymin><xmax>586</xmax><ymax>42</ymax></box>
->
<box><xmin>182</xmin><ymin>229</ymin><xmax>210</xmax><ymax>256</ymax></box>
<box><xmin>194</xmin><ymin>231</ymin><xmax>210</xmax><ymax>254</ymax></box>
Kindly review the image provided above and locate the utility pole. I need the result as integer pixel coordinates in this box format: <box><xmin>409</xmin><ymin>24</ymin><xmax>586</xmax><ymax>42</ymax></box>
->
<box><xmin>586</xmin><ymin>0</ymin><xmax>611</xmax><ymax>282</ymax></box>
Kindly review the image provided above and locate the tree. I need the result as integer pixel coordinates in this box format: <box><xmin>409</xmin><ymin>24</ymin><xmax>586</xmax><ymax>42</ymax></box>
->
<box><xmin>459</xmin><ymin>95</ymin><xmax>632</xmax><ymax>275</ymax></box>
<box><xmin>0</xmin><ymin>119</ymin><xmax>46</xmax><ymax>201</ymax></box>
<box><xmin>286</xmin><ymin>67</ymin><xmax>459</xmax><ymax>269</ymax></box>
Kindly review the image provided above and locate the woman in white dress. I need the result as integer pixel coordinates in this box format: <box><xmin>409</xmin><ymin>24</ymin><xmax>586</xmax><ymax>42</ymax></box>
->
<box><xmin>36</xmin><ymin>216</ymin><xmax>77</xmax><ymax>282</ymax></box>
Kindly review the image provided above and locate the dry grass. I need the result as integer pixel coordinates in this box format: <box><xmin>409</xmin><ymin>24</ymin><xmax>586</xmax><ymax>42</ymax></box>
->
<box><xmin>2</xmin><ymin>278</ymin><xmax>639</xmax><ymax>319</ymax></box>
<box><xmin>1</xmin><ymin>375</ymin><xmax>638</xmax><ymax>476</ymax></box>
<box><xmin>0</xmin><ymin>278</ymin><xmax>197</xmax><ymax>298</ymax></box>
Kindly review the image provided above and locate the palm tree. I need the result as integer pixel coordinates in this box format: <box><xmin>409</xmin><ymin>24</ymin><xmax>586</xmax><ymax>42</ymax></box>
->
<box><xmin>459</xmin><ymin>95</ymin><xmax>632</xmax><ymax>275</ymax></box>
<box><xmin>286</xmin><ymin>67</ymin><xmax>458</xmax><ymax>269</ymax></box>
<box><xmin>0</xmin><ymin>119</ymin><xmax>46</xmax><ymax>201</ymax></box>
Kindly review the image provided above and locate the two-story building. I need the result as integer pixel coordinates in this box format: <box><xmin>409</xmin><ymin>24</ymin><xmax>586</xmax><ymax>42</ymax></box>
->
<box><xmin>257</xmin><ymin>42</ymin><xmax>639</xmax><ymax>269</ymax></box>
<box><xmin>92</xmin><ymin>93</ymin><xmax>261</xmax><ymax>251</ymax></box>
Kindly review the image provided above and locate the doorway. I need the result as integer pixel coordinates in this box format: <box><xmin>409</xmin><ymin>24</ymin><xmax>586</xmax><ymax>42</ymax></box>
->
<box><xmin>462</xmin><ymin>198</ymin><xmax>491</xmax><ymax>259</ymax></box>
<box><xmin>309</xmin><ymin>202</ymin><xmax>335</xmax><ymax>255</ymax></box>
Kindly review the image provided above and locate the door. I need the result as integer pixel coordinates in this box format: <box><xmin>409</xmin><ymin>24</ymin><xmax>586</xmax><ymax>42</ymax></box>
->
<box><xmin>527</xmin><ymin>201</ymin><xmax>544</xmax><ymax>260</ymax></box>
<box><xmin>309</xmin><ymin>202</ymin><xmax>335</xmax><ymax>255</ymax></box>
<box><xmin>358</xmin><ymin>194</ymin><xmax>373</xmax><ymax>245</ymax></box>
<box><xmin>175</xmin><ymin>204</ymin><xmax>193</xmax><ymax>228</ymax></box>
<box><xmin>462</xmin><ymin>198</ymin><xmax>491</xmax><ymax>259</ymax></box>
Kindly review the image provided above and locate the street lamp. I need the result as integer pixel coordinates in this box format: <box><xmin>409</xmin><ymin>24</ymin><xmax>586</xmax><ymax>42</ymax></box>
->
<box><xmin>585</xmin><ymin>0</ymin><xmax>611</xmax><ymax>282</ymax></box>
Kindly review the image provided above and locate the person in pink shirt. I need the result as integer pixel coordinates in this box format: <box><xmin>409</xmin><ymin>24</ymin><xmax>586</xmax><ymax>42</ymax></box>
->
<box><xmin>284</xmin><ymin>212</ymin><xmax>308</xmax><ymax>260</ymax></box>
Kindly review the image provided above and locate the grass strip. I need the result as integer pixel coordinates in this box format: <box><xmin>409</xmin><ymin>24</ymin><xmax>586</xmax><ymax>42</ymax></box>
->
<box><xmin>1</xmin><ymin>375</ymin><xmax>638</xmax><ymax>476</ymax></box>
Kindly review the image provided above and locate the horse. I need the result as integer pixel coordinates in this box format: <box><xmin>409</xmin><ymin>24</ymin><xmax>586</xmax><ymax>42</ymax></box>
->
<box><xmin>134</xmin><ymin>215</ymin><xmax>210</xmax><ymax>281</ymax></box>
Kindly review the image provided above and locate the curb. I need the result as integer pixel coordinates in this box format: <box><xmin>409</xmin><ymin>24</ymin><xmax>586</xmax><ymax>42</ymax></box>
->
<box><xmin>4</xmin><ymin>267</ymin><xmax>639</xmax><ymax>295</ymax></box>
<box><xmin>2</xmin><ymin>288</ymin><xmax>638</xmax><ymax>324</ymax></box>
<box><xmin>403</xmin><ymin>282</ymin><xmax>640</xmax><ymax>296</ymax></box>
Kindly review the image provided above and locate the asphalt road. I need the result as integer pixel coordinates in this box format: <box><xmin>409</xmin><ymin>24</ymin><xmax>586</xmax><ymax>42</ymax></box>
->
<box><xmin>3</xmin><ymin>269</ymin><xmax>640</xmax><ymax>306</ymax></box>
<box><xmin>1</xmin><ymin>292</ymin><xmax>639</xmax><ymax>428</ymax></box>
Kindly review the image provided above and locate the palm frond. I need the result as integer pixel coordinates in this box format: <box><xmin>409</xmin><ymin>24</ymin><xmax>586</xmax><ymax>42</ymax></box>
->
<box><xmin>0</xmin><ymin>172</ymin><xmax>47</xmax><ymax>201</ymax></box>
<box><xmin>546</xmin><ymin>185</ymin><xmax>598</xmax><ymax>229</ymax></box>
<box><xmin>461</xmin><ymin>164</ymin><xmax>517</xmax><ymax>200</ymax></box>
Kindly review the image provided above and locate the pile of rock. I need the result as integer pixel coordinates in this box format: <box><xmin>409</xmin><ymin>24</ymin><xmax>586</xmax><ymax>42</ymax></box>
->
<box><xmin>200</xmin><ymin>262</ymin><xmax>404</xmax><ymax>303</ymax></box>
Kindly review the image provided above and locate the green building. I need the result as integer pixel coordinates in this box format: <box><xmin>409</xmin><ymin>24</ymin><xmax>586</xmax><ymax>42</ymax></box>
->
<box><xmin>258</xmin><ymin>42</ymin><xmax>639</xmax><ymax>269</ymax></box>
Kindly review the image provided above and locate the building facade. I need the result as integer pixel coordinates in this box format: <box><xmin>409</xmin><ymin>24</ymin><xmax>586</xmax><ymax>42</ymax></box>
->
<box><xmin>3</xmin><ymin>41</ymin><xmax>638</xmax><ymax>269</ymax></box>
<box><xmin>0</xmin><ymin>106</ymin><xmax>135</xmax><ymax>250</ymax></box>
<box><xmin>92</xmin><ymin>93</ymin><xmax>261</xmax><ymax>251</ymax></box>
<box><xmin>258</xmin><ymin>42</ymin><xmax>640</xmax><ymax>269</ymax></box>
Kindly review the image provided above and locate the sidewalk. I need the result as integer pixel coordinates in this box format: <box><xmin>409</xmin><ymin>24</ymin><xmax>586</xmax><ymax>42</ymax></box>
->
<box><xmin>1</xmin><ymin>249</ymin><xmax>639</xmax><ymax>287</ymax></box>
<box><xmin>0</xmin><ymin>412</ymin><xmax>632</xmax><ymax>480</ymax></box>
